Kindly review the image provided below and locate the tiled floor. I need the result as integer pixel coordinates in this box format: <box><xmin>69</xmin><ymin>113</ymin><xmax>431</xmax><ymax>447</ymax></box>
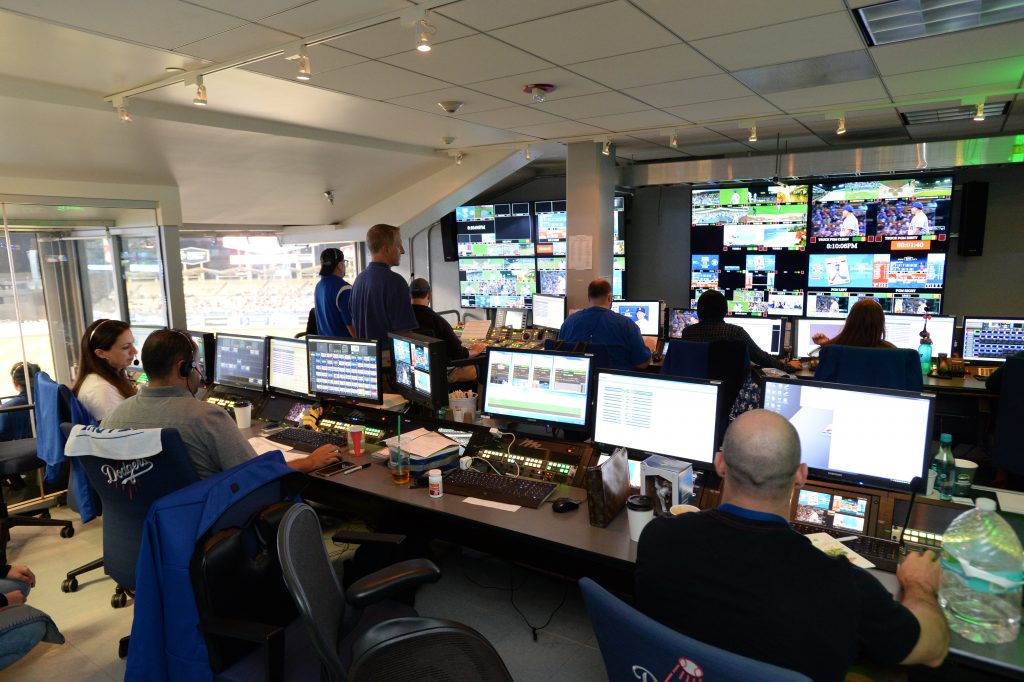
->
<box><xmin>3</xmin><ymin>506</ymin><xmax>607</xmax><ymax>681</ymax></box>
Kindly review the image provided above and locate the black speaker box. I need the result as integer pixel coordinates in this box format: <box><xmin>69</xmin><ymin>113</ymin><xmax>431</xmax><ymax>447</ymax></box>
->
<box><xmin>957</xmin><ymin>181</ymin><xmax>988</xmax><ymax>257</ymax></box>
<box><xmin>439</xmin><ymin>212</ymin><xmax>459</xmax><ymax>262</ymax></box>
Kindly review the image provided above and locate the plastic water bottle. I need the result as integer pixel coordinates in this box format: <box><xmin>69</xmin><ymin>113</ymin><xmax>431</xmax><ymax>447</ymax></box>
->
<box><xmin>939</xmin><ymin>498</ymin><xmax>1024</xmax><ymax>644</ymax></box>
<box><xmin>932</xmin><ymin>433</ymin><xmax>955</xmax><ymax>501</ymax></box>
<box><xmin>918</xmin><ymin>335</ymin><xmax>933</xmax><ymax>376</ymax></box>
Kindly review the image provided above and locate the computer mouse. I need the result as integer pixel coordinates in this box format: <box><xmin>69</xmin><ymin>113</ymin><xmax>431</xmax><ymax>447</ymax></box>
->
<box><xmin>552</xmin><ymin>498</ymin><xmax>581</xmax><ymax>513</ymax></box>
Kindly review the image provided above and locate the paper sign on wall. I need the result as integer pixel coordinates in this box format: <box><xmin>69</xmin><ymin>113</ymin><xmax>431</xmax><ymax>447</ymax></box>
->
<box><xmin>568</xmin><ymin>235</ymin><xmax>593</xmax><ymax>270</ymax></box>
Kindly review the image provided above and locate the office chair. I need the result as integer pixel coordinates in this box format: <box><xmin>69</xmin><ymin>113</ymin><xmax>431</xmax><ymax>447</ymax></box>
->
<box><xmin>61</xmin><ymin>423</ymin><xmax>199</xmax><ymax>658</ymax></box>
<box><xmin>814</xmin><ymin>345</ymin><xmax>924</xmax><ymax>391</ymax></box>
<box><xmin>543</xmin><ymin>339</ymin><xmax>612</xmax><ymax>370</ymax></box>
<box><xmin>278</xmin><ymin>503</ymin><xmax>513</xmax><ymax>682</ymax></box>
<box><xmin>662</xmin><ymin>339</ymin><xmax>749</xmax><ymax>446</ymax></box>
<box><xmin>579</xmin><ymin>578</ymin><xmax>810</xmax><ymax>682</ymax></box>
<box><xmin>990</xmin><ymin>355</ymin><xmax>1024</xmax><ymax>477</ymax></box>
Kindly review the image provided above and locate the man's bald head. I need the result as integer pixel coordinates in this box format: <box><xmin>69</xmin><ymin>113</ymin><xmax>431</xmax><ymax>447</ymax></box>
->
<box><xmin>719</xmin><ymin>410</ymin><xmax>802</xmax><ymax>499</ymax></box>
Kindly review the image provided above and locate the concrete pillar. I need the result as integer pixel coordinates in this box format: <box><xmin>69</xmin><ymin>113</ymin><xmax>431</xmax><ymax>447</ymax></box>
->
<box><xmin>566</xmin><ymin>141</ymin><xmax>616</xmax><ymax>311</ymax></box>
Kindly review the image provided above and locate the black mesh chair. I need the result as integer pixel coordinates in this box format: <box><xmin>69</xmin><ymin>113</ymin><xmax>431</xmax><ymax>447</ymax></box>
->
<box><xmin>277</xmin><ymin>503</ymin><xmax>512</xmax><ymax>682</ymax></box>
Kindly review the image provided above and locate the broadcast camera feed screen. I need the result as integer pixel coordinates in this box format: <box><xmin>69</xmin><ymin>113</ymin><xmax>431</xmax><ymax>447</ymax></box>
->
<box><xmin>537</xmin><ymin>257</ymin><xmax>567</xmax><ymax>295</ymax></box>
<box><xmin>690</xmin><ymin>184</ymin><xmax>808</xmax><ymax>317</ymax></box>
<box><xmin>668</xmin><ymin>308</ymin><xmax>700</xmax><ymax>338</ymax></box>
<box><xmin>762</xmin><ymin>379</ymin><xmax>933</xmax><ymax>489</ymax></box>
<box><xmin>792</xmin><ymin>315</ymin><xmax>955</xmax><ymax>358</ymax></box>
<box><xmin>795</xmin><ymin>489</ymin><xmax>869</xmax><ymax>534</ymax></box>
<box><xmin>267</xmin><ymin>337</ymin><xmax>310</xmax><ymax>397</ymax></box>
<box><xmin>391</xmin><ymin>333</ymin><xmax>444</xmax><ymax>407</ymax></box>
<box><xmin>214</xmin><ymin>334</ymin><xmax>266</xmax><ymax>390</ymax></box>
<box><xmin>614</xmin><ymin>256</ymin><xmax>625</xmax><ymax>300</ymax></box>
<box><xmin>455</xmin><ymin>203</ymin><xmax>534</xmax><ymax>257</ymax></box>
<box><xmin>307</xmin><ymin>337</ymin><xmax>380</xmax><ymax>404</ymax></box>
<box><xmin>594</xmin><ymin>371</ymin><xmax>719</xmax><ymax>465</ymax></box>
<box><xmin>962</xmin><ymin>317</ymin><xmax>1024</xmax><ymax>363</ymax></box>
<box><xmin>611</xmin><ymin>300</ymin><xmax>661</xmax><ymax>336</ymax></box>
<box><xmin>806</xmin><ymin>291</ymin><xmax>942</xmax><ymax>318</ymax></box>
<box><xmin>458</xmin><ymin>257</ymin><xmax>536</xmax><ymax>309</ymax></box>
<box><xmin>807</xmin><ymin>253</ymin><xmax>945</xmax><ymax>290</ymax></box>
<box><xmin>810</xmin><ymin>177</ymin><xmax>952</xmax><ymax>243</ymax></box>
<box><xmin>483</xmin><ymin>350</ymin><xmax>592</xmax><ymax>427</ymax></box>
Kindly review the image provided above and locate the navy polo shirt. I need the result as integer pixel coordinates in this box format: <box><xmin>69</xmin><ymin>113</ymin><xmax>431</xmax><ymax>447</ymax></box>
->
<box><xmin>349</xmin><ymin>262</ymin><xmax>418</xmax><ymax>341</ymax></box>
<box><xmin>0</xmin><ymin>392</ymin><xmax>31</xmax><ymax>441</ymax></box>
<box><xmin>558</xmin><ymin>305</ymin><xmax>651</xmax><ymax>371</ymax></box>
<box><xmin>313</xmin><ymin>274</ymin><xmax>353</xmax><ymax>338</ymax></box>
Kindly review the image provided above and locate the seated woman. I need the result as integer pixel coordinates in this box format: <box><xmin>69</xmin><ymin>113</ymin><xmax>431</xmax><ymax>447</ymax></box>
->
<box><xmin>72</xmin><ymin>319</ymin><xmax>138</xmax><ymax>421</ymax></box>
<box><xmin>812</xmin><ymin>299</ymin><xmax>896</xmax><ymax>349</ymax></box>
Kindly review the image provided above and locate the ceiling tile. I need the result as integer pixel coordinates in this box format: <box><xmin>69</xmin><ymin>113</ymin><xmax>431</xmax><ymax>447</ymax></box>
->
<box><xmin>436</xmin><ymin>0</ymin><xmax>605</xmax><ymax>31</ymax></box>
<box><xmin>257</xmin><ymin>0</ymin><xmax>410</xmax><ymax>37</ymax></box>
<box><xmin>491</xmin><ymin>1</ymin><xmax>677</xmax><ymax>65</ymax></box>
<box><xmin>312</xmin><ymin>60</ymin><xmax>447</xmax><ymax>99</ymax></box>
<box><xmin>568</xmin><ymin>44</ymin><xmax>721</xmax><ymax>89</ymax></box>
<box><xmin>175</xmin><ymin>23</ymin><xmax>294</xmax><ymax>61</ymax></box>
<box><xmin>382</xmin><ymin>33</ymin><xmax>549</xmax><ymax>84</ymax></box>
<box><xmin>632</xmin><ymin>0</ymin><xmax>846</xmax><ymax>41</ymax></box>
<box><xmin>0</xmin><ymin>0</ymin><xmax>246</xmax><ymax>50</ymax></box>
<box><xmin>386</xmin><ymin>86</ymin><xmax>514</xmax><ymax>115</ymax></box>
<box><xmin>884</xmin><ymin>57</ymin><xmax>1024</xmax><ymax>98</ymax></box>
<box><xmin>871</xmin><ymin>22</ymin><xmax>1024</xmax><ymax>76</ymax></box>
<box><xmin>458</xmin><ymin>106</ymin><xmax>565</xmax><ymax>129</ymax></box>
<box><xmin>325</xmin><ymin>14</ymin><xmax>476</xmax><ymax>58</ymax></box>
<box><xmin>664</xmin><ymin>96</ymin><xmax>780</xmax><ymax>123</ymax></box>
<box><xmin>184</xmin><ymin>0</ymin><xmax>309</xmax><ymax>22</ymax></box>
<box><xmin>578</xmin><ymin>108</ymin><xmax>687</xmax><ymax>131</ymax></box>
<box><xmin>762</xmin><ymin>78</ymin><xmax>889</xmax><ymax>111</ymax></box>
<box><xmin>733</xmin><ymin>50</ymin><xmax>877</xmax><ymax>95</ymax></box>
<box><xmin>242</xmin><ymin>45</ymin><xmax>366</xmax><ymax>79</ymax></box>
<box><xmin>510</xmin><ymin>120</ymin><xmax>606</xmax><ymax>138</ymax></box>
<box><xmin>624</xmin><ymin>74</ymin><xmax>754</xmax><ymax>109</ymax></box>
<box><xmin>691</xmin><ymin>12</ymin><xmax>864</xmax><ymax>71</ymax></box>
<box><xmin>466</xmin><ymin>68</ymin><xmax>607</xmax><ymax>103</ymax></box>
<box><xmin>535</xmin><ymin>91</ymin><xmax>648</xmax><ymax>118</ymax></box>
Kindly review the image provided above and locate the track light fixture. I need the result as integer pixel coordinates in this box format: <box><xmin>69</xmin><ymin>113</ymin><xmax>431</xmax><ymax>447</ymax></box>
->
<box><xmin>118</xmin><ymin>106</ymin><xmax>132</xmax><ymax>122</ymax></box>
<box><xmin>602</xmin><ymin>140</ymin><xmax>612</xmax><ymax>156</ymax></box>
<box><xmin>284</xmin><ymin>44</ymin><xmax>312</xmax><ymax>81</ymax></box>
<box><xmin>112</xmin><ymin>95</ymin><xmax>131</xmax><ymax>122</ymax></box>
<box><xmin>524</xmin><ymin>146</ymin><xmax>532</xmax><ymax>161</ymax></box>
<box><xmin>748</xmin><ymin>124</ymin><xmax>758</xmax><ymax>143</ymax></box>
<box><xmin>455</xmin><ymin>152</ymin><xmax>464</xmax><ymax>166</ymax></box>
<box><xmin>670</xmin><ymin>132</ymin><xmax>679</xmax><ymax>148</ymax></box>
<box><xmin>836</xmin><ymin>116</ymin><xmax>846</xmax><ymax>135</ymax></box>
<box><xmin>974</xmin><ymin>102</ymin><xmax>986</xmax><ymax>121</ymax></box>
<box><xmin>192</xmin><ymin>74</ymin><xmax>207</xmax><ymax>106</ymax></box>
<box><xmin>416</xmin><ymin>17</ymin><xmax>435</xmax><ymax>52</ymax></box>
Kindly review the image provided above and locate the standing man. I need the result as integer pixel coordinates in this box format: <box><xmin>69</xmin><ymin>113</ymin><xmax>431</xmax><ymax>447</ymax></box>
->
<box><xmin>908</xmin><ymin>202</ymin><xmax>930</xmax><ymax>235</ymax></box>
<box><xmin>558</xmin><ymin>278</ymin><xmax>650</xmax><ymax>371</ymax></box>
<box><xmin>349</xmin><ymin>224</ymin><xmax>418</xmax><ymax>341</ymax></box>
<box><xmin>636</xmin><ymin>410</ymin><xmax>948</xmax><ymax>680</ymax></box>
<box><xmin>840</xmin><ymin>205</ymin><xmax>859</xmax><ymax>236</ymax></box>
<box><xmin>313</xmin><ymin>247</ymin><xmax>355</xmax><ymax>338</ymax></box>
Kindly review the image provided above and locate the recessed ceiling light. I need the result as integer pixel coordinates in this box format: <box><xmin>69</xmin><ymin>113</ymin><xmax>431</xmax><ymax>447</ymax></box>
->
<box><xmin>856</xmin><ymin>0</ymin><xmax>1024</xmax><ymax>46</ymax></box>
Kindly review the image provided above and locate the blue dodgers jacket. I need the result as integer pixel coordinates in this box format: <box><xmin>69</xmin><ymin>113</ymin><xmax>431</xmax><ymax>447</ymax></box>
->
<box><xmin>33</xmin><ymin>371</ymin><xmax>100</xmax><ymax>522</ymax></box>
<box><xmin>125</xmin><ymin>452</ymin><xmax>301</xmax><ymax>682</ymax></box>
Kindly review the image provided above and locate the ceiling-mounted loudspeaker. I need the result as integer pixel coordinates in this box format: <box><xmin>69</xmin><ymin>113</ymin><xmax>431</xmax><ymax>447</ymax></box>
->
<box><xmin>957</xmin><ymin>181</ymin><xmax>988</xmax><ymax>257</ymax></box>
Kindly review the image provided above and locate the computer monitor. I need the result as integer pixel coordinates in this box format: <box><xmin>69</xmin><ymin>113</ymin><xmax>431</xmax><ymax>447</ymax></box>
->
<box><xmin>532</xmin><ymin>293</ymin><xmax>566</xmax><ymax>331</ymax></box>
<box><xmin>593</xmin><ymin>370</ymin><xmax>720</xmax><ymax>468</ymax></box>
<box><xmin>792</xmin><ymin>315</ymin><xmax>956</xmax><ymax>358</ymax></box>
<box><xmin>962</xmin><ymin>317</ymin><xmax>1024</xmax><ymax>363</ymax></box>
<box><xmin>481</xmin><ymin>348</ymin><xmax>593</xmax><ymax>428</ymax></box>
<box><xmin>185</xmin><ymin>330</ymin><xmax>215</xmax><ymax>385</ymax></box>
<box><xmin>611</xmin><ymin>300</ymin><xmax>662</xmax><ymax>337</ymax></box>
<box><xmin>762</xmin><ymin>378</ymin><xmax>934</xmax><ymax>491</ymax></box>
<box><xmin>307</xmin><ymin>336</ymin><xmax>382</xmax><ymax>404</ymax></box>
<box><xmin>129</xmin><ymin>325</ymin><xmax>165</xmax><ymax>373</ymax></box>
<box><xmin>667</xmin><ymin>308</ymin><xmax>700</xmax><ymax>338</ymax></box>
<box><xmin>729</xmin><ymin>316</ymin><xmax>785</xmax><ymax>355</ymax></box>
<box><xmin>213</xmin><ymin>334</ymin><xmax>267</xmax><ymax>391</ymax></box>
<box><xmin>266</xmin><ymin>336</ymin><xmax>310</xmax><ymax>398</ymax></box>
<box><xmin>390</xmin><ymin>332</ymin><xmax>448</xmax><ymax>410</ymax></box>
<box><xmin>495</xmin><ymin>308</ymin><xmax>527</xmax><ymax>330</ymax></box>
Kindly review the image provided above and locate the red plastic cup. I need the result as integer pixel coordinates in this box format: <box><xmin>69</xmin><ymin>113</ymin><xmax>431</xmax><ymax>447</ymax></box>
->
<box><xmin>349</xmin><ymin>425</ymin><xmax>363</xmax><ymax>457</ymax></box>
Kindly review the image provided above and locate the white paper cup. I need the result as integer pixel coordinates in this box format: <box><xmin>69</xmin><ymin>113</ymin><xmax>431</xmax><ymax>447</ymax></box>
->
<box><xmin>626</xmin><ymin>495</ymin><xmax>655</xmax><ymax>542</ymax></box>
<box><xmin>233</xmin><ymin>402</ymin><xmax>251</xmax><ymax>429</ymax></box>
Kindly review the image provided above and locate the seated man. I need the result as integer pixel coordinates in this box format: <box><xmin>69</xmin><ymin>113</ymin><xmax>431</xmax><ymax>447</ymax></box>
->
<box><xmin>409</xmin><ymin>278</ymin><xmax>485</xmax><ymax>384</ymax></box>
<box><xmin>558</xmin><ymin>278</ymin><xmax>650</xmax><ymax>371</ymax></box>
<box><xmin>103</xmin><ymin>330</ymin><xmax>339</xmax><ymax>479</ymax></box>
<box><xmin>635</xmin><ymin>410</ymin><xmax>948</xmax><ymax>681</ymax></box>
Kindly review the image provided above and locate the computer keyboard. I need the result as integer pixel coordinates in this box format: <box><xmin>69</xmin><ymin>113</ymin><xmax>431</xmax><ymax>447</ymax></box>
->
<box><xmin>443</xmin><ymin>469</ymin><xmax>557</xmax><ymax>509</ymax></box>
<box><xmin>792</xmin><ymin>522</ymin><xmax>901</xmax><ymax>572</ymax></box>
<box><xmin>268</xmin><ymin>427</ymin><xmax>348</xmax><ymax>453</ymax></box>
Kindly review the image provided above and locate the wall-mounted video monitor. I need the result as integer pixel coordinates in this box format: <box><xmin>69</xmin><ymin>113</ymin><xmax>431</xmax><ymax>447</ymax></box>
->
<box><xmin>537</xmin><ymin>257</ymin><xmax>567</xmax><ymax>295</ymax></box>
<box><xmin>458</xmin><ymin>257</ymin><xmax>536</xmax><ymax>309</ymax></box>
<box><xmin>455</xmin><ymin>203</ymin><xmax>534</xmax><ymax>258</ymax></box>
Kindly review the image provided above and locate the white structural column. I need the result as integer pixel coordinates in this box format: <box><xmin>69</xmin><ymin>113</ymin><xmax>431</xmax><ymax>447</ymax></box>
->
<box><xmin>566</xmin><ymin>141</ymin><xmax>616</xmax><ymax>311</ymax></box>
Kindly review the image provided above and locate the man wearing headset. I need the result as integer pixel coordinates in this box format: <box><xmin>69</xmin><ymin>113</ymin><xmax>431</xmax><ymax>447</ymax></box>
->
<box><xmin>103</xmin><ymin>330</ymin><xmax>340</xmax><ymax>479</ymax></box>
<box><xmin>314</xmin><ymin>247</ymin><xmax>356</xmax><ymax>338</ymax></box>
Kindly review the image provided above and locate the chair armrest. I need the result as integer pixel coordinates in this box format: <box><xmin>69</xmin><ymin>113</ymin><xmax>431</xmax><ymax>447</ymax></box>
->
<box><xmin>331</xmin><ymin>530</ymin><xmax>406</xmax><ymax>546</ymax></box>
<box><xmin>345</xmin><ymin>558</ymin><xmax>441</xmax><ymax>608</ymax></box>
<box><xmin>448</xmin><ymin>355</ymin><xmax>486</xmax><ymax>368</ymax></box>
<box><xmin>198</xmin><ymin>617</ymin><xmax>285</xmax><ymax>682</ymax></box>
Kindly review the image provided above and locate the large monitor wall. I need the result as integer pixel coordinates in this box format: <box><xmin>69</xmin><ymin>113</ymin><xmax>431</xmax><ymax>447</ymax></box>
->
<box><xmin>456</xmin><ymin>197</ymin><xmax>625</xmax><ymax>309</ymax></box>
<box><xmin>689</xmin><ymin>175</ymin><xmax>953</xmax><ymax>318</ymax></box>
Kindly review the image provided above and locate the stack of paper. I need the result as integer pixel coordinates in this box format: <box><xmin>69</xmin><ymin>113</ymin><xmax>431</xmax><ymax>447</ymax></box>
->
<box><xmin>805</xmin><ymin>533</ymin><xmax>876</xmax><ymax>569</ymax></box>
<box><xmin>382</xmin><ymin>428</ymin><xmax>459</xmax><ymax>459</ymax></box>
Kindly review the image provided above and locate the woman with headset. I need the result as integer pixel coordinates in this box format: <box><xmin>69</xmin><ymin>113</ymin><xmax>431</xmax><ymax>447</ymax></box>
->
<box><xmin>72</xmin><ymin>318</ymin><xmax>138</xmax><ymax>420</ymax></box>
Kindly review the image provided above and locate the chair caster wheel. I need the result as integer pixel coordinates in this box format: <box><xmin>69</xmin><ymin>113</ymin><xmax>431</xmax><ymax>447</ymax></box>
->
<box><xmin>60</xmin><ymin>525</ymin><xmax>75</xmax><ymax>538</ymax></box>
<box><xmin>61</xmin><ymin>578</ymin><xmax>79</xmax><ymax>593</ymax></box>
<box><xmin>118</xmin><ymin>637</ymin><xmax>129</xmax><ymax>659</ymax></box>
<box><xmin>112</xmin><ymin>592</ymin><xmax>128</xmax><ymax>608</ymax></box>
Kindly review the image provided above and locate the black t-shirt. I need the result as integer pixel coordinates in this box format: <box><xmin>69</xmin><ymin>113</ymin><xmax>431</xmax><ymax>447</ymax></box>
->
<box><xmin>412</xmin><ymin>304</ymin><xmax>468</xmax><ymax>362</ymax></box>
<box><xmin>635</xmin><ymin>507</ymin><xmax>920</xmax><ymax>681</ymax></box>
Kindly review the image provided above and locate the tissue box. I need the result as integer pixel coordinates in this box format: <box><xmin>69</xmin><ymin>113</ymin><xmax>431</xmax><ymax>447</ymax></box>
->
<box><xmin>641</xmin><ymin>455</ymin><xmax>694</xmax><ymax>515</ymax></box>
